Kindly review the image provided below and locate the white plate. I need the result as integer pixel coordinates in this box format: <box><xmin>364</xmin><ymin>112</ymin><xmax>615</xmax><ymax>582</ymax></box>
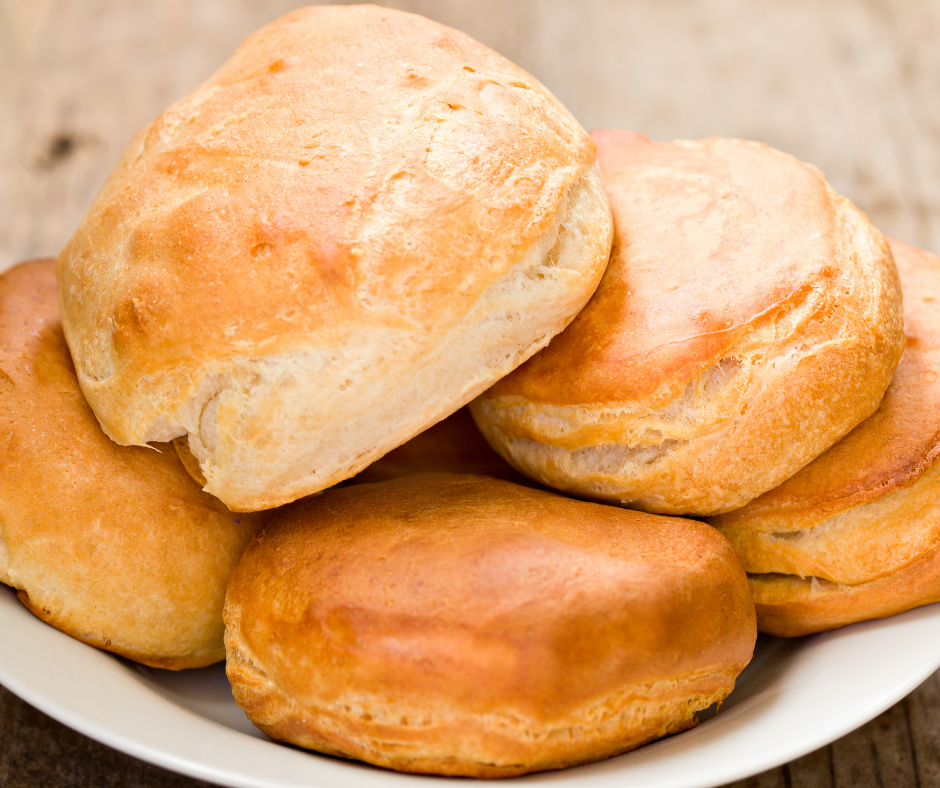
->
<box><xmin>2</xmin><ymin>582</ymin><xmax>940</xmax><ymax>788</ymax></box>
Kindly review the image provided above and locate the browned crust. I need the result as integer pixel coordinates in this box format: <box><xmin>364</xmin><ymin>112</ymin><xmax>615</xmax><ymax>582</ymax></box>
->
<box><xmin>486</xmin><ymin>131</ymin><xmax>900</xmax><ymax>407</ymax></box>
<box><xmin>0</xmin><ymin>259</ymin><xmax>266</xmax><ymax>669</ymax></box>
<box><xmin>718</xmin><ymin>455</ymin><xmax>940</xmax><ymax>634</ymax></box>
<box><xmin>224</xmin><ymin>473</ymin><xmax>756</xmax><ymax>775</ymax></box>
<box><xmin>57</xmin><ymin>5</ymin><xmax>609</xmax><ymax>512</ymax></box>
<box><xmin>62</xmin><ymin>6</ymin><xmax>594</xmax><ymax>384</ymax></box>
<box><xmin>749</xmin><ymin>538</ymin><xmax>940</xmax><ymax>637</ymax></box>
<box><xmin>227</xmin><ymin>627</ymin><xmax>729</xmax><ymax>777</ymax></box>
<box><xmin>473</xmin><ymin>132</ymin><xmax>904</xmax><ymax>515</ymax></box>
<box><xmin>718</xmin><ymin>419</ymin><xmax>940</xmax><ymax>633</ymax></box>
<box><xmin>709</xmin><ymin>240</ymin><xmax>940</xmax><ymax>635</ymax></box>
<box><xmin>713</xmin><ymin>238</ymin><xmax>940</xmax><ymax>532</ymax></box>
<box><xmin>16</xmin><ymin>590</ymin><xmax>215</xmax><ymax>670</ymax></box>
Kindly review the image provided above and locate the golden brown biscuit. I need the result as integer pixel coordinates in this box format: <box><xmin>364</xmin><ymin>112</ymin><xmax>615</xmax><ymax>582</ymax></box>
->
<box><xmin>57</xmin><ymin>5</ymin><xmax>612</xmax><ymax>512</ymax></box>
<box><xmin>0</xmin><ymin>259</ymin><xmax>265</xmax><ymax>669</ymax></box>
<box><xmin>471</xmin><ymin>130</ymin><xmax>905</xmax><ymax>515</ymax></box>
<box><xmin>350</xmin><ymin>406</ymin><xmax>530</xmax><ymax>485</ymax></box>
<box><xmin>710</xmin><ymin>238</ymin><xmax>940</xmax><ymax>636</ymax></box>
<box><xmin>224</xmin><ymin>473</ymin><xmax>756</xmax><ymax>777</ymax></box>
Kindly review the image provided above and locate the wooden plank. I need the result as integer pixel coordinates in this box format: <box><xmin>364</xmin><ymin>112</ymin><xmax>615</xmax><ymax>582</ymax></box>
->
<box><xmin>0</xmin><ymin>684</ymin><xmax>215</xmax><ymax>788</ymax></box>
<box><xmin>725</xmin><ymin>688</ymin><xmax>934</xmax><ymax>788</ymax></box>
<box><xmin>1</xmin><ymin>0</ymin><xmax>938</xmax><ymax>272</ymax></box>
<box><xmin>868</xmin><ymin>700</ymin><xmax>920</xmax><ymax>788</ymax></box>
<box><xmin>788</xmin><ymin>746</ymin><xmax>835</xmax><ymax>788</ymax></box>
<box><xmin>906</xmin><ymin>671</ymin><xmax>940</xmax><ymax>786</ymax></box>
<box><xmin>724</xmin><ymin>765</ymin><xmax>789</xmax><ymax>788</ymax></box>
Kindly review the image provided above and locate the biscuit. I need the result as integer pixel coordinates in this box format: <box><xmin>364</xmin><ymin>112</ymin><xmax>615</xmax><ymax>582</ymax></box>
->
<box><xmin>0</xmin><ymin>259</ymin><xmax>265</xmax><ymax>668</ymax></box>
<box><xmin>224</xmin><ymin>473</ymin><xmax>756</xmax><ymax>776</ymax></box>
<box><xmin>471</xmin><ymin>131</ymin><xmax>905</xmax><ymax>515</ymax></box>
<box><xmin>57</xmin><ymin>6</ymin><xmax>612</xmax><ymax>512</ymax></box>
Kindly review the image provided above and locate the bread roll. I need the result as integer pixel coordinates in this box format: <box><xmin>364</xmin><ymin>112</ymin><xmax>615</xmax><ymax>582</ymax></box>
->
<box><xmin>57</xmin><ymin>5</ymin><xmax>613</xmax><ymax>512</ymax></box>
<box><xmin>224</xmin><ymin>473</ymin><xmax>756</xmax><ymax>777</ymax></box>
<box><xmin>471</xmin><ymin>130</ymin><xmax>905</xmax><ymax>515</ymax></box>
<box><xmin>0</xmin><ymin>259</ymin><xmax>265</xmax><ymax>669</ymax></box>
<box><xmin>710</xmin><ymin>239</ymin><xmax>940</xmax><ymax>636</ymax></box>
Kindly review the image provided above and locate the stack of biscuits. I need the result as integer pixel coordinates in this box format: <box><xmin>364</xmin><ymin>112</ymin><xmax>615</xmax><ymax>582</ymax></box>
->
<box><xmin>2</xmin><ymin>4</ymin><xmax>936</xmax><ymax>777</ymax></box>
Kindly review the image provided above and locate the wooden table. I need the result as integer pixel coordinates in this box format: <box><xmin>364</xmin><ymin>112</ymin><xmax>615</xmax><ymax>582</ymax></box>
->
<box><xmin>1</xmin><ymin>1</ymin><xmax>939</xmax><ymax>786</ymax></box>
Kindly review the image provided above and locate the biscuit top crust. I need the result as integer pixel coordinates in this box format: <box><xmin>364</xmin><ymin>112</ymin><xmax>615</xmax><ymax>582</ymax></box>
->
<box><xmin>227</xmin><ymin>473</ymin><xmax>755</xmax><ymax>716</ymax></box>
<box><xmin>715</xmin><ymin>238</ymin><xmax>940</xmax><ymax>529</ymax></box>
<box><xmin>488</xmin><ymin>130</ymin><xmax>858</xmax><ymax>405</ymax></box>
<box><xmin>57</xmin><ymin>4</ymin><xmax>595</xmax><ymax>441</ymax></box>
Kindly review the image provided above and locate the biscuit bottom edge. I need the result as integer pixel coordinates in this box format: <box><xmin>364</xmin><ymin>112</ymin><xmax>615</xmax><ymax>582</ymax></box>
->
<box><xmin>231</xmin><ymin>658</ymin><xmax>738</xmax><ymax>777</ymax></box>
<box><xmin>749</xmin><ymin>548</ymin><xmax>940</xmax><ymax>637</ymax></box>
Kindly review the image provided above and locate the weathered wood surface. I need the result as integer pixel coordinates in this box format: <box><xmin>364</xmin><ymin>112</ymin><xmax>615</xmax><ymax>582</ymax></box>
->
<box><xmin>1</xmin><ymin>1</ymin><xmax>939</xmax><ymax>786</ymax></box>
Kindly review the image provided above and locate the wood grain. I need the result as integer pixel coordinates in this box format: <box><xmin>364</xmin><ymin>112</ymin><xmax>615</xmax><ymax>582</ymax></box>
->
<box><xmin>1</xmin><ymin>1</ymin><xmax>939</xmax><ymax>786</ymax></box>
<box><xmin>0</xmin><ymin>684</ymin><xmax>214</xmax><ymax>788</ymax></box>
<box><xmin>2</xmin><ymin>0</ymin><xmax>939</xmax><ymax>274</ymax></box>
